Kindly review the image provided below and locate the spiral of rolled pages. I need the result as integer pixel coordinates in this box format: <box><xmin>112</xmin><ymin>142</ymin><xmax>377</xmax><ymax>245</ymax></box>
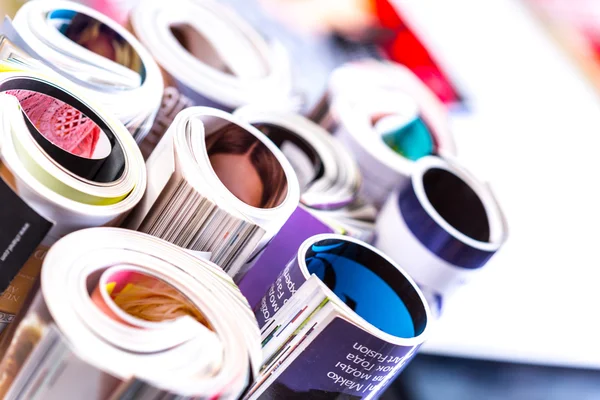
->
<box><xmin>0</xmin><ymin>228</ymin><xmax>261</xmax><ymax>400</ymax></box>
<box><xmin>125</xmin><ymin>106</ymin><xmax>300</xmax><ymax>279</ymax></box>
<box><xmin>129</xmin><ymin>0</ymin><xmax>295</xmax><ymax>159</ymax></box>
<box><xmin>0</xmin><ymin>1</ymin><xmax>510</xmax><ymax>399</ymax></box>
<box><xmin>234</xmin><ymin>107</ymin><xmax>376</xmax><ymax>241</ymax></box>
<box><xmin>313</xmin><ymin>60</ymin><xmax>457</xmax><ymax>208</ymax></box>
<box><xmin>375</xmin><ymin>156</ymin><xmax>508</xmax><ymax>316</ymax></box>
<box><xmin>4</xmin><ymin>0</ymin><xmax>164</xmax><ymax>143</ymax></box>
<box><xmin>0</xmin><ymin>66</ymin><xmax>146</xmax><ymax>335</ymax></box>
<box><xmin>247</xmin><ymin>234</ymin><xmax>430</xmax><ymax>399</ymax></box>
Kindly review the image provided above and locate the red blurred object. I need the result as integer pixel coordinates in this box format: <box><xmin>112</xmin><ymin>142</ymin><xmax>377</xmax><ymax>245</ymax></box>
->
<box><xmin>372</xmin><ymin>0</ymin><xmax>403</xmax><ymax>30</ymax></box>
<box><xmin>523</xmin><ymin>0</ymin><xmax>600</xmax><ymax>93</ymax></box>
<box><xmin>371</xmin><ymin>0</ymin><xmax>461</xmax><ymax>105</ymax></box>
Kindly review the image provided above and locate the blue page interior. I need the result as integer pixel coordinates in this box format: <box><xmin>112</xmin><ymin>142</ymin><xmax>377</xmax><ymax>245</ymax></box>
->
<box><xmin>381</xmin><ymin>116</ymin><xmax>434</xmax><ymax>161</ymax></box>
<box><xmin>47</xmin><ymin>9</ymin><xmax>77</xmax><ymax>34</ymax></box>
<box><xmin>306</xmin><ymin>241</ymin><xmax>417</xmax><ymax>338</ymax></box>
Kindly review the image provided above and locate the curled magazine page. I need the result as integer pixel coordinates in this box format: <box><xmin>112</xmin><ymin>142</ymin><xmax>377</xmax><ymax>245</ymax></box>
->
<box><xmin>315</xmin><ymin>60</ymin><xmax>456</xmax><ymax>208</ymax></box>
<box><xmin>130</xmin><ymin>0</ymin><xmax>295</xmax><ymax>158</ymax></box>
<box><xmin>0</xmin><ymin>1</ymin><xmax>518</xmax><ymax>399</ymax></box>
<box><xmin>0</xmin><ymin>70</ymin><xmax>145</xmax><ymax>333</ymax></box>
<box><xmin>376</xmin><ymin>155</ymin><xmax>508</xmax><ymax>316</ymax></box>
<box><xmin>249</xmin><ymin>234</ymin><xmax>430</xmax><ymax>399</ymax></box>
<box><xmin>254</xmin><ymin>316</ymin><xmax>419</xmax><ymax>400</ymax></box>
<box><xmin>126</xmin><ymin>107</ymin><xmax>300</xmax><ymax>278</ymax></box>
<box><xmin>6</xmin><ymin>1</ymin><xmax>163</xmax><ymax>142</ymax></box>
<box><xmin>0</xmin><ymin>228</ymin><xmax>261</xmax><ymax>400</ymax></box>
<box><xmin>235</xmin><ymin>107</ymin><xmax>377</xmax><ymax>304</ymax></box>
<box><xmin>239</xmin><ymin>206</ymin><xmax>333</xmax><ymax>309</ymax></box>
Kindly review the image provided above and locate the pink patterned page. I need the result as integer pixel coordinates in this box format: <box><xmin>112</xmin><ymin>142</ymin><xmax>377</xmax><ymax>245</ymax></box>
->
<box><xmin>6</xmin><ymin>90</ymin><xmax>101</xmax><ymax>159</ymax></box>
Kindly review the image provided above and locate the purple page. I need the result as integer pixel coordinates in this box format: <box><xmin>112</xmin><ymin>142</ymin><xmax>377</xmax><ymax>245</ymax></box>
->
<box><xmin>257</xmin><ymin>316</ymin><xmax>419</xmax><ymax>399</ymax></box>
<box><xmin>239</xmin><ymin>206</ymin><xmax>332</xmax><ymax>309</ymax></box>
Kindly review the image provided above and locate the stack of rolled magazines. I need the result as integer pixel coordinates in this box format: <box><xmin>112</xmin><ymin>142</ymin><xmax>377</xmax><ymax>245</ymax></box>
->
<box><xmin>0</xmin><ymin>59</ymin><xmax>146</xmax><ymax>333</ymax></box>
<box><xmin>1</xmin><ymin>0</ymin><xmax>164</xmax><ymax>143</ymax></box>
<box><xmin>0</xmin><ymin>0</ymin><xmax>509</xmax><ymax>399</ymax></box>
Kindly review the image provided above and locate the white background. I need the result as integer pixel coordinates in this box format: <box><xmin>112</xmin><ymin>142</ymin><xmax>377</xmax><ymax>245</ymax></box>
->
<box><xmin>397</xmin><ymin>0</ymin><xmax>600</xmax><ymax>368</ymax></box>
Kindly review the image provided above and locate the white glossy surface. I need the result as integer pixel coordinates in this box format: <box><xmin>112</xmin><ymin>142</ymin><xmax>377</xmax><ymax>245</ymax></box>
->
<box><xmin>396</xmin><ymin>0</ymin><xmax>600</xmax><ymax>368</ymax></box>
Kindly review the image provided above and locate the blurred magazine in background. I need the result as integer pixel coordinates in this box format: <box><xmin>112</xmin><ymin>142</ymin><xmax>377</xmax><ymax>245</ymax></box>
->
<box><xmin>0</xmin><ymin>1</ymin><xmax>23</xmax><ymax>19</ymax></box>
<box><xmin>257</xmin><ymin>0</ymin><xmax>465</xmax><ymax>109</ymax></box>
<box><xmin>522</xmin><ymin>0</ymin><xmax>600</xmax><ymax>97</ymax></box>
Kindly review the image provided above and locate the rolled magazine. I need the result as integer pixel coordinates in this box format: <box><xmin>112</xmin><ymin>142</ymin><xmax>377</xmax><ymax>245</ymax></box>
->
<box><xmin>0</xmin><ymin>68</ymin><xmax>145</xmax><ymax>331</ymax></box>
<box><xmin>235</xmin><ymin>107</ymin><xmax>360</xmax><ymax>210</ymax></box>
<box><xmin>234</xmin><ymin>107</ymin><xmax>375</xmax><ymax>239</ymax></box>
<box><xmin>130</xmin><ymin>0</ymin><xmax>294</xmax><ymax>158</ymax></box>
<box><xmin>126</xmin><ymin>107</ymin><xmax>300</xmax><ymax>278</ymax></box>
<box><xmin>313</xmin><ymin>59</ymin><xmax>456</xmax><ymax>208</ymax></box>
<box><xmin>233</xmin><ymin>107</ymin><xmax>378</xmax><ymax>307</ymax></box>
<box><xmin>0</xmin><ymin>227</ymin><xmax>261</xmax><ymax>399</ymax></box>
<box><xmin>376</xmin><ymin>156</ymin><xmax>508</xmax><ymax>315</ymax></box>
<box><xmin>2</xmin><ymin>0</ymin><xmax>164</xmax><ymax>142</ymax></box>
<box><xmin>247</xmin><ymin>234</ymin><xmax>430</xmax><ymax>399</ymax></box>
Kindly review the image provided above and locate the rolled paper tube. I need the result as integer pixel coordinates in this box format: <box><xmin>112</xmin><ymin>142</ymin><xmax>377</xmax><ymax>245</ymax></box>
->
<box><xmin>247</xmin><ymin>234</ymin><xmax>430</xmax><ymax>399</ymax></box>
<box><xmin>0</xmin><ymin>228</ymin><xmax>261</xmax><ymax>399</ymax></box>
<box><xmin>323</xmin><ymin>60</ymin><xmax>456</xmax><ymax>208</ymax></box>
<box><xmin>234</xmin><ymin>107</ymin><xmax>377</xmax><ymax>298</ymax></box>
<box><xmin>0</xmin><ymin>73</ymin><xmax>145</xmax><ymax>210</ymax></box>
<box><xmin>125</xmin><ymin>107</ymin><xmax>300</xmax><ymax>279</ymax></box>
<box><xmin>0</xmin><ymin>71</ymin><xmax>145</xmax><ymax>327</ymax></box>
<box><xmin>234</xmin><ymin>107</ymin><xmax>362</xmax><ymax>210</ymax></box>
<box><xmin>130</xmin><ymin>0</ymin><xmax>295</xmax><ymax>158</ymax></box>
<box><xmin>7</xmin><ymin>0</ymin><xmax>163</xmax><ymax>142</ymax></box>
<box><xmin>376</xmin><ymin>156</ymin><xmax>508</xmax><ymax>314</ymax></box>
